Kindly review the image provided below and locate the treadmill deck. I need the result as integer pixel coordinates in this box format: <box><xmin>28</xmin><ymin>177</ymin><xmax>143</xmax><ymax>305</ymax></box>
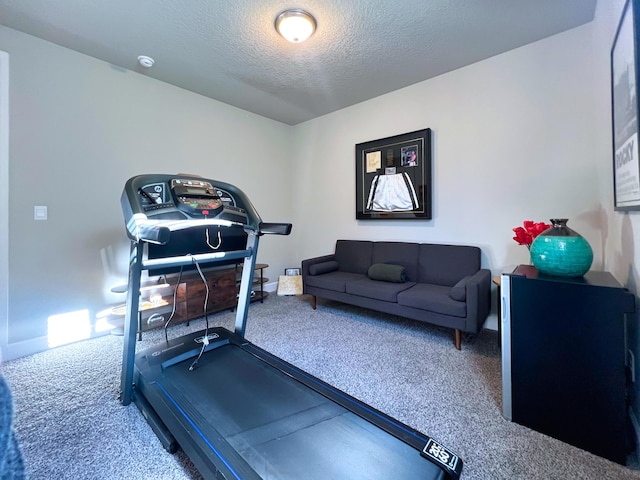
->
<box><xmin>134</xmin><ymin>327</ymin><xmax>452</xmax><ymax>480</ymax></box>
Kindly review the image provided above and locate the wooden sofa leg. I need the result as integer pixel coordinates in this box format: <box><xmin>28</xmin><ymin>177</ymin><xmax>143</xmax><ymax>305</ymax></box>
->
<box><xmin>455</xmin><ymin>329</ymin><xmax>461</xmax><ymax>350</ymax></box>
<box><xmin>311</xmin><ymin>295</ymin><xmax>317</xmax><ymax>310</ymax></box>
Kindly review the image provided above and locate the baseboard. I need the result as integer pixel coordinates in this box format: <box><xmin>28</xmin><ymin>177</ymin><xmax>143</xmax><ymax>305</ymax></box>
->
<box><xmin>264</xmin><ymin>281</ymin><xmax>278</xmax><ymax>293</ymax></box>
<box><xmin>2</xmin><ymin>335</ymin><xmax>49</xmax><ymax>361</ymax></box>
<box><xmin>3</xmin><ymin>329</ymin><xmax>113</xmax><ymax>362</ymax></box>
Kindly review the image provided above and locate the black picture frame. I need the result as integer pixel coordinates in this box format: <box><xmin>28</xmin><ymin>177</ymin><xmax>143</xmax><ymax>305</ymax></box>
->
<box><xmin>612</xmin><ymin>0</ymin><xmax>640</xmax><ymax>210</ymax></box>
<box><xmin>355</xmin><ymin>129</ymin><xmax>432</xmax><ymax>220</ymax></box>
<box><xmin>285</xmin><ymin>268</ymin><xmax>301</xmax><ymax>276</ymax></box>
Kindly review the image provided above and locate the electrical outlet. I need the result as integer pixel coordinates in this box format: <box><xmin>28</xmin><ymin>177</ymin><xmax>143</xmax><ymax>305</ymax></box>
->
<box><xmin>629</xmin><ymin>350</ymin><xmax>636</xmax><ymax>383</ymax></box>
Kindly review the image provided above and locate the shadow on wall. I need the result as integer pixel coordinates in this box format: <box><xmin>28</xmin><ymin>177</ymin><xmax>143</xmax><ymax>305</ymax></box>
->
<box><xmin>575</xmin><ymin>203</ymin><xmax>608</xmax><ymax>271</ymax></box>
<box><xmin>99</xmin><ymin>233</ymin><xmax>130</xmax><ymax>305</ymax></box>
<box><xmin>619</xmin><ymin>214</ymin><xmax>637</xmax><ymax>290</ymax></box>
<box><xmin>617</xmin><ymin>214</ymin><xmax>640</xmax><ymax>430</ymax></box>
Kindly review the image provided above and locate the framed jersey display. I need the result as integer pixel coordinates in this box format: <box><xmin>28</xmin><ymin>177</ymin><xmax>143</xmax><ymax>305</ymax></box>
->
<box><xmin>356</xmin><ymin>128</ymin><xmax>432</xmax><ymax>220</ymax></box>
<box><xmin>611</xmin><ymin>0</ymin><xmax>640</xmax><ymax>210</ymax></box>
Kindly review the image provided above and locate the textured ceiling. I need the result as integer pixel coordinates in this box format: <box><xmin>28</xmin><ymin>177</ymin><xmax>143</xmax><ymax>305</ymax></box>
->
<box><xmin>0</xmin><ymin>0</ymin><xmax>596</xmax><ymax>125</ymax></box>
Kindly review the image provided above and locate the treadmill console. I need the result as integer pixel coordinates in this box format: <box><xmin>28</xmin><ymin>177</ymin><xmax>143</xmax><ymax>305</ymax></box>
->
<box><xmin>124</xmin><ymin>175</ymin><xmax>252</xmax><ymax>222</ymax></box>
<box><xmin>136</xmin><ymin>178</ymin><xmax>246</xmax><ymax>220</ymax></box>
<box><xmin>121</xmin><ymin>173</ymin><xmax>264</xmax><ymax>246</ymax></box>
<box><xmin>170</xmin><ymin>179</ymin><xmax>223</xmax><ymax>217</ymax></box>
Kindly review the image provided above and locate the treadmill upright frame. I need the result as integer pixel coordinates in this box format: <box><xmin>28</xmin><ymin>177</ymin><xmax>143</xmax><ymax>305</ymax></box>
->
<box><xmin>120</xmin><ymin>227</ymin><xmax>259</xmax><ymax>406</ymax></box>
<box><xmin>118</xmin><ymin>174</ymin><xmax>462</xmax><ymax>480</ymax></box>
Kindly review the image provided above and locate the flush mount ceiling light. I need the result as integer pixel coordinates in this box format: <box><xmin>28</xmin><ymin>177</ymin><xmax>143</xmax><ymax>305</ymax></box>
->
<box><xmin>275</xmin><ymin>9</ymin><xmax>316</xmax><ymax>43</ymax></box>
<box><xmin>137</xmin><ymin>55</ymin><xmax>155</xmax><ymax>68</ymax></box>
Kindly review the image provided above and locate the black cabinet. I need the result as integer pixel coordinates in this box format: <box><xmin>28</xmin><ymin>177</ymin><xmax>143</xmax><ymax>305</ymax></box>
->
<box><xmin>500</xmin><ymin>265</ymin><xmax>635</xmax><ymax>464</ymax></box>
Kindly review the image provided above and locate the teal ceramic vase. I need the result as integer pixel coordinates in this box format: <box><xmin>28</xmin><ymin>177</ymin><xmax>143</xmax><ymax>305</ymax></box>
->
<box><xmin>530</xmin><ymin>218</ymin><xmax>593</xmax><ymax>277</ymax></box>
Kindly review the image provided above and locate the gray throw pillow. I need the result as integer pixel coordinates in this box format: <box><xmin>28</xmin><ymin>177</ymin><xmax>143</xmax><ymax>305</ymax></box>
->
<box><xmin>308</xmin><ymin>260</ymin><xmax>339</xmax><ymax>276</ymax></box>
<box><xmin>449</xmin><ymin>276</ymin><xmax>470</xmax><ymax>301</ymax></box>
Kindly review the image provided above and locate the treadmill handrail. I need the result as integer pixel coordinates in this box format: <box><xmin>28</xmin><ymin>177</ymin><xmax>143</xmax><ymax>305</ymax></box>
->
<box><xmin>142</xmin><ymin>249</ymin><xmax>253</xmax><ymax>270</ymax></box>
<box><xmin>258</xmin><ymin>222</ymin><xmax>292</xmax><ymax>236</ymax></box>
<box><xmin>128</xmin><ymin>213</ymin><xmax>252</xmax><ymax>244</ymax></box>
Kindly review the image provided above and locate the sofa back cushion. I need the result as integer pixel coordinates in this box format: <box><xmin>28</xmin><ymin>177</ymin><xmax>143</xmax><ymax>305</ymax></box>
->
<box><xmin>335</xmin><ymin>240</ymin><xmax>373</xmax><ymax>274</ymax></box>
<box><xmin>371</xmin><ymin>242</ymin><xmax>420</xmax><ymax>281</ymax></box>
<box><xmin>418</xmin><ymin>244</ymin><xmax>481</xmax><ymax>286</ymax></box>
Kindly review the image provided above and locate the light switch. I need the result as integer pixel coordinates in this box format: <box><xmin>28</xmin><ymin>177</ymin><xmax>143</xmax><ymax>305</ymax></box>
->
<box><xmin>34</xmin><ymin>205</ymin><xmax>47</xmax><ymax>221</ymax></box>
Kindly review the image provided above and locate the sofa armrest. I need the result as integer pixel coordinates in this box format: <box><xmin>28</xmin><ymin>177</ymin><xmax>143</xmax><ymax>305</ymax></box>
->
<box><xmin>464</xmin><ymin>268</ymin><xmax>492</xmax><ymax>334</ymax></box>
<box><xmin>302</xmin><ymin>254</ymin><xmax>336</xmax><ymax>292</ymax></box>
<box><xmin>302</xmin><ymin>254</ymin><xmax>336</xmax><ymax>275</ymax></box>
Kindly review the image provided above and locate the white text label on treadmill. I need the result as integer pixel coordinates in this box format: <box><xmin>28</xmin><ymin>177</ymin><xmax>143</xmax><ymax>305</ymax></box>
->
<box><xmin>423</xmin><ymin>439</ymin><xmax>459</xmax><ymax>470</ymax></box>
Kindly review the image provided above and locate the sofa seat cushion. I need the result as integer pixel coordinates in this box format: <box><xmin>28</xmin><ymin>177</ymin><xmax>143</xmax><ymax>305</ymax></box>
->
<box><xmin>397</xmin><ymin>283</ymin><xmax>467</xmax><ymax>317</ymax></box>
<box><xmin>305</xmin><ymin>271</ymin><xmax>364</xmax><ymax>293</ymax></box>
<box><xmin>346</xmin><ymin>278</ymin><xmax>416</xmax><ymax>302</ymax></box>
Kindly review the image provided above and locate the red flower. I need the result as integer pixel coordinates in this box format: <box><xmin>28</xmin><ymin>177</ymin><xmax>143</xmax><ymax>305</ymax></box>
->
<box><xmin>512</xmin><ymin>220</ymin><xmax>551</xmax><ymax>248</ymax></box>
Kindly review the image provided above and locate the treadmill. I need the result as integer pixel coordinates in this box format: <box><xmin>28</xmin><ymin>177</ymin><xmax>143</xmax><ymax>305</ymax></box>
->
<box><xmin>119</xmin><ymin>173</ymin><xmax>463</xmax><ymax>480</ymax></box>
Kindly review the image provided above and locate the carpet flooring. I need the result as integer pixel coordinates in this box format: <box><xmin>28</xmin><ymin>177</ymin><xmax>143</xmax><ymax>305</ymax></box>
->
<box><xmin>3</xmin><ymin>294</ymin><xmax>640</xmax><ymax>479</ymax></box>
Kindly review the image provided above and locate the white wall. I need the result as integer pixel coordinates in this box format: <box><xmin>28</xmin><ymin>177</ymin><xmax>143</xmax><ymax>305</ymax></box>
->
<box><xmin>0</xmin><ymin>26</ymin><xmax>294</xmax><ymax>358</ymax></box>
<box><xmin>291</xmin><ymin>23</ymin><xmax>599</xmax><ymax>288</ymax></box>
<box><xmin>5</xmin><ymin>1</ymin><xmax>639</xmax><ymax>363</ymax></box>
<box><xmin>592</xmin><ymin>0</ymin><xmax>640</xmax><ymax>428</ymax></box>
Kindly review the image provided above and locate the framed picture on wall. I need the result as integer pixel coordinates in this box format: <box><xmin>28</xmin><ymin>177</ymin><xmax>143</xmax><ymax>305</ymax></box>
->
<box><xmin>355</xmin><ymin>129</ymin><xmax>432</xmax><ymax>220</ymax></box>
<box><xmin>611</xmin><ymin>0</ymin><xmax>640</xmax><ymax>210</ymax></box>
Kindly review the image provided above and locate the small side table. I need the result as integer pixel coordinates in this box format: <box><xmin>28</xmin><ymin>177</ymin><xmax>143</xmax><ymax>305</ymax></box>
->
<box><xmin>110</xmin><ymin>300</ymin><xmax>173</xmax><ymax>340</ymax></box>
<box><xmin>235</xmin><ymin>263</ymin><xmax>269</xmax><ymax>303</ymax></box>
<box><xmin>110</xmin><ymin>281</ymin><xmax>174</xmax><ymax>340</ymax></box>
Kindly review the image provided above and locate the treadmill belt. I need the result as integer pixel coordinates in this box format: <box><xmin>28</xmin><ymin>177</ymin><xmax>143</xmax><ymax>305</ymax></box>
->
<box><xmin>156</xmin><ymin>344</ymin><xmax>445</xmax><ymax>480</ymax></box>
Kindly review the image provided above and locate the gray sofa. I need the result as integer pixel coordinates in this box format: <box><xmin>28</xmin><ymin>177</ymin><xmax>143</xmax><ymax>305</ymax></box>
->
<box><xmin>302</xmin><ymin>240</ymin><xmax>491</xmax><ymax>349</ymax></box>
